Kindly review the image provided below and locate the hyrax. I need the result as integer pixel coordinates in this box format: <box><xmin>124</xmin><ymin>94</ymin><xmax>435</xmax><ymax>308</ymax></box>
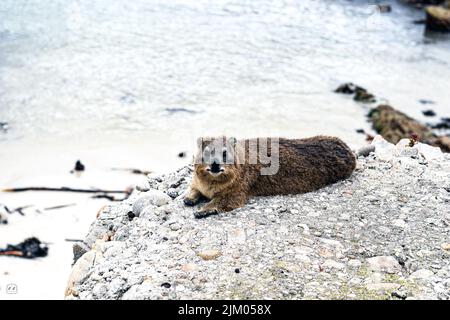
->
<box><xmin>184</xmin><ymin>136</ymin><xmax>356</xmax><ymax>218</ymax></box>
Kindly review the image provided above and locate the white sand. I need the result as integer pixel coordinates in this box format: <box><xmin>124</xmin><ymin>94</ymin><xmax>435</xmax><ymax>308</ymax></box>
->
<box><xmin>0</xmin><ymin>138</ymin><xmax>190</xmax><ymax>299</ymax></box>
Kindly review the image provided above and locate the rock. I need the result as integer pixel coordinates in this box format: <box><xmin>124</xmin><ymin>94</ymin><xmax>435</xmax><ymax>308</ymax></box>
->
<box><xmin>366</xmin><ymin>256</ymin><xmax>402</xmax><ymax>274</ymax></box>
<box><xmin>357</xmin><ymin>145</ymin><xmax>376</xmax><ymax>157</ymax></box>
<box><xmin>167</xmin><ymin>188</ymin><xmax>178</xmax><ymax>199</ymax></box>
<box><xmin>415</xmin><ymin>143</ymin><xmax>444</xmax><ymax>160</ymax></box>
<box><xmin>197</xmin><ymin>249</ymin><xmax>221</xmax><ymax>261</ymax></box>
<box><xmin>323</xmin><ymin>259</ymin><xmax>345</xmax><ymax>270</ymax></box>
<box><xmin>354</xmin><ymin>90</ymin><xmax>376</xmax><ymax>103</ymax></box>
<box><xmin>0</xmin><ymin>121</ymin><xmax>9</xmax><ymax>132</ymax></box>
<box><xmin>181</xmin><ymin>263</ymin><xmax>199</xmax><ymax>272</ymax></box>
<box><xmin>348</xmin><ymin>259</ymin><xmax>362</xmax><ymax>268</ymax></box>
<box><xmin>368</xmin><ymin>105</ymin><xmax>432</xmax><ymax>145</ymax></box>
<box><xmin>65</xmin><ymin>249</ymin><xmax>99</xmax><ymax>297</ymax></box>
<box><xmin>169</xmin><ymin>222</ymin><xmax>182</xmax><ymax>231</ymax></box>
<box><xmin>369</xmin><ymin>105</ymin><xmax>450</xmax><ymax>152</ymax></box>
<box><xmin>132</xmin><ymin>190</ymin><xmax>171</xmax><ymax>216</ymax></box>
<box><xmin>441</xmin><ymin>243</ymin><xmax>450</xmax><ymax>251</ymax></box>
<box><xmin>334</xmin><ymin>82</ymin><xmax>365</xmax><ymax>94</ymax></box>
<box><xmin>426</xmin><ymin>6</ymin><xmax>450</xmax><ymax>32</ymax></box>
<box><xmin>410</xmin><ymin>269</ymin><xmax>434</xmax><ymax>280</ymax></box>
<box><xmin>392</xmin><ymin>219</ymin><xmax>407</xmax><ymax>229</ymax></box>
<box><xmin>334</xmin><ymin>83</ymin><xmax>376</xmax><ymax>103</ymax></box>
<box><xmin>404</xmin><ymin>0</ymin><xmax>447</xmax><ymax>9</ymax></box>
<box><xmin>377</xmin><ymin>4</ymin><xmax>392</xmax><ymax>13</ymax></box>
<box><xmin>72</xmin><ymin>241</ymin><xmax>91</xmax><ymax>264</ymax></box>
<box><xmin>371</xmin><ymin>135</ymin><xmax>396</xmax><ymax>160</ymax></box>
<box><xmin>366</xmin><ymin>283</ymin><xmax>401</xmax><ymax>293</ymax></box>
<box><xmin>422</xmin><ymin>109</ymin><xmax>436</xmax><ymax>117</ymax></box>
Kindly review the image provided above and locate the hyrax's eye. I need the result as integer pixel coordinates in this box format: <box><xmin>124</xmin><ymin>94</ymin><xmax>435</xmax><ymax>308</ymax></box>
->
<box><xmin>222</xmin><ymin>149</ymin><xmax>227</xmax><ymax>163</ymax></box>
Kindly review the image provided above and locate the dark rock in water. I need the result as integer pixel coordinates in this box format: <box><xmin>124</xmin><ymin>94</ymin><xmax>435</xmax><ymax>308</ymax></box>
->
<box><xmin>419</xmin><ymin>99</ymin><xmax>435</xmax><ymax>105</ymax></box>
<box><xmin>178</xmin><ymin>151</ymin><xmax>186</xmax><ymax>158</ymax></box>
<box><xmin>335</xmin><ymin>83</ymin><xmax>376</xmax><ymax>103</ymax></box>
<box><xmin>119</xmin><ymin>93</ymin><xmax>136</xmax><ymax>105</ymax></box>
<box><xmin>354</xmin><ymin>90</ymin><xmax>376</xmax><ymax>103</ymax></box>
<box><xmin>430</xmin><ymin>117</ymin><xmax>450</xmax><ymax>129</ymax></box>
<box><xmin>356</xmin><ymin>129</ymin><xmax>366</xmax><ymax>134</ymax></box>
<box><xmin>0</xmin><ymin>237</ymin><xmax>48</xmax><ymax>259</ymax></box>
<box><xmin>403</xmin><ymin>0</ymin><xmax>447</xmax><ymax>9</ymax></box>
<box><xmin>0</xmin><ymin>212</ymin><xmax>7</xmax><ymax>224</ymax></box>
<box><xmin>165</xmin><ymin>108</ymin><xmax>198</xmax><ymax>114</ymax></box>
<box><xmin>413</xmin><ymin>19</ymin><xmax>427</xmax><ymax>24</ymax></box>
<box><xmin>334</xmin><ymin>83</ymin><xmax>365</xmax><ymax>95</ymax></box>
<box><xmin>74</xmin><ymin>160</ymin><xmax>85</xmax><ymax>172</ymax></box>
<box><xmin>377</xmin><ymin>4</ymin><xmax>392</xmax><ymax>13</ymax></box>
<box><xmin>426</xmin><ymin>6</ymin><xmax>450</xmax><ymax>32</ymax></box>
<box><xmin>422</xmin><ymin>109</ymin><xmax>437</xmax><ymax>117</ymax></box>
<box><xmin>368</xmin><ymin>104</ymin><xmax>450</xmax><ymax>152</ymax></box>
<box><xmin>0</xmin><ymin>122</ymin><xmax>9</xmax><ymax>133</ymax></box>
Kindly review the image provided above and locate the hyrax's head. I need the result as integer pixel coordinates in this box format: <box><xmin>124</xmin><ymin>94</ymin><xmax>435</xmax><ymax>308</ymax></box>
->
<box><xmin>194</xmin><ymin>136</ymin><xmax>238</xmax><ymax>183</ymax></box>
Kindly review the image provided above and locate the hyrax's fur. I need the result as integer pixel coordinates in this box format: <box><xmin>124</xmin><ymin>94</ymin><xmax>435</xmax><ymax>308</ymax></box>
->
<box><xmin>184</xmin><ymin>136</ymin><xmax>356</xmax><ymax>218</ymax></box>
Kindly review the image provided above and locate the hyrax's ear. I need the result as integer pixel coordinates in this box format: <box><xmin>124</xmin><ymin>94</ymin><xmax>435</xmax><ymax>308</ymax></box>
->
<box><xmin>196</xmin><ymin>137</ymin><xmax>204</xmax><ymax>150</ymax></box>
<box><xmin>197</xmin><ymin>137</ymin><xmax>203</xmax><ymax>149</ymax></box>
<box><xmin>228</xmin><ymin>137</ymin><xmax>237</xmax><ymax>148</ymax></box>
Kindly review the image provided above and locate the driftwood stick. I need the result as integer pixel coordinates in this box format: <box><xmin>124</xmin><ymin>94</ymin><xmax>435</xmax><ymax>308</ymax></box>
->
<box><xmin>44</xmin><ymin>203</ymin><xmax>77</xmax><ymax>211</ymax></box>
<box><xmin>2</xmin><ymin>187</ymin><xmax>128</xmax><ymax>194</ymax></box>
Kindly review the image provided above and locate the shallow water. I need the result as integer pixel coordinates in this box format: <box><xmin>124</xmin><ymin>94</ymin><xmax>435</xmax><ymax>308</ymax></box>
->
<box><xmin>1</xmin><ymin>0</ymin><xmax>450</xmax><ymax>173</ymax></box>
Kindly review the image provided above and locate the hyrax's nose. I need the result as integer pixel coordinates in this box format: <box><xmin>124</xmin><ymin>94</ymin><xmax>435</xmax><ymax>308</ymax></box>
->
<box><xmin>210</xmin><ymin>160</ymin><xmax>221</xmax><ymax>173</ymax></box>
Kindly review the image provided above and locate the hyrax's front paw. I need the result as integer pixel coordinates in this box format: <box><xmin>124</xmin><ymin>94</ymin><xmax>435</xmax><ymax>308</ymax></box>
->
<box><xmin>183</xmin><ymin>197</ymin><xmax>198</xmax><ymax>206</ymax></box>
<box><xmin>194</xmin><ymin>208</ymin><xmax>219</xmax><ymax>219</ymax></box>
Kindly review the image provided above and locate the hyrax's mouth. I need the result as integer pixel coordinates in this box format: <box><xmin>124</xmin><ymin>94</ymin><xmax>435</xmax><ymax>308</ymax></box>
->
<box><xmin>206</xmin><ymin>162</ymin><xmax>224</xmax><ymax>174</ymax></box>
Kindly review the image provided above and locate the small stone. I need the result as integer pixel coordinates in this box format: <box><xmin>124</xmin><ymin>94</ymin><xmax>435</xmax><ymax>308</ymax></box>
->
<box><xmin>415</xmin><ymin>143</ymin><xmax>444</xmax><ymax>161</ymax></box>
<box><xmin>392</xmin><ymin>219</ymin><xmax>407</xmax><ymax>229</ymax></box>
<box><xmin>132</xmin><ymin>190</ymin><xmax>171</xmax><ymax>216</ymax></box>
<box><xmin>197</xmin><ymin>249</ymin><xmax>221</xmax><ymax>261</ymax></box>
<box><xmin>410</xmin><ymin>269</ymin><xmax>434</xmax><ymax>280</ymax></box>
<box><xmin>181</xmin><ymin>263</ymin><xmax>198</xmax><ymax>272</ymax></box>
<box><xmin>366</xmin><ymin>256</ymin><xmax>402</xmax><ymax>274</ymax></box>
<box><xmin>127</xmin><ymin>211</ymin><xmax>135</xmax><ymax>221</ymax></box>
<box><xmin>169</xmin><ymin>223</ymin><xmax>182</xmax><ymax>231</ymax></box>
<box><xmin>366</xmin><ymin>283</ymin><xmax>401</xmax><ymax>293</ymax></box>
<box><xmin>441</xmin><ymin>243</ymin><xmax>450</xmax><ymax>251</ymax></box>
<box><xmin>323</xmin><ymin>259</ymin><xmax>345</xmax><ymax>270</ymax></box>
<box><xmin>348</xmin><ymin>259</ymin><xmax>362</xmax><ymax>268</ymax></box>
<box><xmin>167</xmin><ymin>188</ymin><xmax>178</xmax><ymax>199</ymax></box>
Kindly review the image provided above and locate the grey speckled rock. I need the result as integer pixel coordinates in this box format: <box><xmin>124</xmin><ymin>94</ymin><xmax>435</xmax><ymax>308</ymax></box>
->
<box><xmin>132</xmin><ymin>190</ymin><xmax>171</xmax><ymax>216</ymax></box>
<box><xmin>67</xmin><ymin>138</ymin><xmax>450</xmax><ymax>300</ymax></box>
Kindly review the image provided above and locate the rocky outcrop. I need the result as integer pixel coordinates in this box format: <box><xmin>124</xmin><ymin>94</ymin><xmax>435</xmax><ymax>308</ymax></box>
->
<box><xmin>66</xmin><ymin>139</ymin><xmax>450</xmax><ymax>300</ymax></box>
<box><xmin>368</xmin><ymin>105</ymin><xmax>450</xmax><ymax>152</ymax></box>
<box><xmin>402</xmin><ymin>0</ymin><xmax>447</xmax><ymax>9</ymax></box>
<box><xmin>425</xmin><ymin>5</ymin><xmax>450</xmax><ymax>32</ymax></box>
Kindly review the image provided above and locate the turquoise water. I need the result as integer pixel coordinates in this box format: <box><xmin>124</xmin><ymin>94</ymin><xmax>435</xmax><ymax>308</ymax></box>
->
<box><xmin>0</xmin><ymin>0</ymin><xmax>449</xmax><ymax>155</ymax></box>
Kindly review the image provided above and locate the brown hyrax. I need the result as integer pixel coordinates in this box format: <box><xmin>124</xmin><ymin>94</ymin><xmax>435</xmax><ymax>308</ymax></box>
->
<box><xmin>184</xmin><ymin>136</ymin><xmax>356</xmax><ymax>218</ymax></box>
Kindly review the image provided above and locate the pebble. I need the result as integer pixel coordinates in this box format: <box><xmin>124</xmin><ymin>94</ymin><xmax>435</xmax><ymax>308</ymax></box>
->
<box><xmin>366</xmin><ymin>256</ymin><xmax>402</xmax><ymax>274</ymax></box>
<box><xmin>197</xmin><ymin>250</ymin><xmax>221</xmax><ymax>261</ymax></box>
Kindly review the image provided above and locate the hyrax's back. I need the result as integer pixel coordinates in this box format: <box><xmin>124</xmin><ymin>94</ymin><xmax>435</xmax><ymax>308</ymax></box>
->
<box><xmin>249</xmin><ymin>136</ymin><xmax>356</xmax><ymax>196</ymax></box>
